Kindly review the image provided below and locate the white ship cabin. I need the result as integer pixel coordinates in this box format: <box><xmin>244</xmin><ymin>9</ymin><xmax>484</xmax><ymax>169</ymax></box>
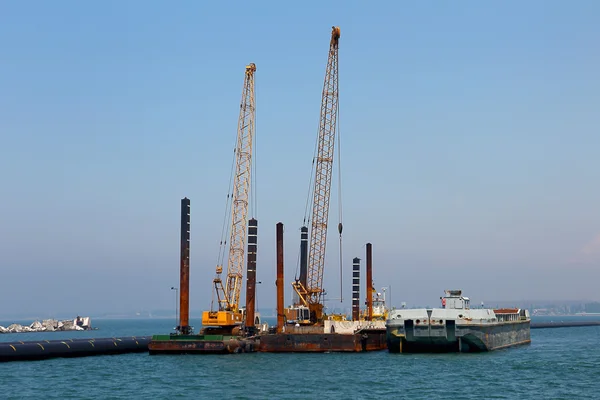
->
<box><xmin>372</xmin><ymin>292</ymin><xmax>387</xmax><ymax>320</ymax></box>
<box><xmin>441</xmin><ymin>290</ymin><xmax>470</xmax><ymax>310</ymax></box>
<box><xmin>239</xmin><ymin>307</ymin><xmax>269</xmax><ymax>332</ymax></box>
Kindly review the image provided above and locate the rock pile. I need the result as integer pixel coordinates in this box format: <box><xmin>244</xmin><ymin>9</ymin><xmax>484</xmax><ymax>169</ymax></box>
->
<box><xmin>0</xmin><ymin>317</ymin><xmax>92</xmax><ymax>333</ymax></box>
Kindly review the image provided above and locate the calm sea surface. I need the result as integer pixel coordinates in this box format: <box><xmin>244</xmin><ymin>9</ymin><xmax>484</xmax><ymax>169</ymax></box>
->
<box><xmin>1</xmin><ymin>316</ymin><xmax>599</xmax><ymax>399</ymax></box>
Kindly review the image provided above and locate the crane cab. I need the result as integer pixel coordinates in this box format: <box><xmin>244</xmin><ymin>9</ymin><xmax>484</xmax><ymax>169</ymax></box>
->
<box><xmin>284</xmin><ymin>305</ymin><xmax>311</xmax><ymax>325</ymax></box>
<box><xmin>239</xmin><ymin>306</ymin><xmax>262</xmax><ymax>327</ymax></box>
<box><xmin>201</xmin><ymin>310</ymin><xmax>243</xmax><ymax>327</ymax></box>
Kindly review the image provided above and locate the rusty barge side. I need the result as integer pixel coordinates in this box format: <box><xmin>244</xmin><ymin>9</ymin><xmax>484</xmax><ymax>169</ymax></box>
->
<box><xmin>258</xmin><ymin>330</ymin><xmax>386</xmax><ymax>352</ymax></box>
<box><xmin>148</xmin><ymin>334</ymin><xmax>258</xmax><ymax>354</ymax></box>
<box><xmin>148</xmin><ymin>329</ymin><xmax>387</xmax><ymax>354</ymax></box>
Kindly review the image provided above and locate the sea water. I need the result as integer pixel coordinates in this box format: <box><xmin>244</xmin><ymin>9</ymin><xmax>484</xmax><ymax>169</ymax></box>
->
<box><xmin>1</xmin><ymin>317</ymin><xmax>599</xmax><ymax>399</ymax></box>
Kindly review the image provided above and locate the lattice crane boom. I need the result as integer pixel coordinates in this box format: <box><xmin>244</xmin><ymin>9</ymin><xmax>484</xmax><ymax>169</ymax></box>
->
<box><xmin>213</xmin><ymin>63</ymin><xmax>256</xmax><ymax>314</ymax></box>
<box><xmin>306</xmin><ymin>26</ymin><xmax>340</xmax><ymax>321</ymax></box>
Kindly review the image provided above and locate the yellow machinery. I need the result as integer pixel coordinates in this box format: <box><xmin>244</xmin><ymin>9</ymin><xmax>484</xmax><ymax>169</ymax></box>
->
<box><xmin>288</xmin><ymin>26</ymin><xmax>341</xmax><ymax>324</ymax></box>
<box><xmin>202</xmin><ymin>63</ymin><xmax>256</xmax><ymax>331</ymax></box>
<box><xmin>359</xmin><ymin>285</ymin><xmax>389</xmax><ymax>321</ymax></box>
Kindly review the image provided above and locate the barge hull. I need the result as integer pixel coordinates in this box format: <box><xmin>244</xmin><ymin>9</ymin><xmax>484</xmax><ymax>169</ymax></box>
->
<box><xmin>148</xmin><ymin>334</ymin><xmax>257</xmax><ymax>354</ymax></box>
<box><xmin>387</xmin><ymin>320</ymin><xmax>531</xmax><ymax>353</ymax></box>
<box><xmin>258</xmin><ymin>330</ymin><xmax>386</xmax><ymax>352</ymax></box>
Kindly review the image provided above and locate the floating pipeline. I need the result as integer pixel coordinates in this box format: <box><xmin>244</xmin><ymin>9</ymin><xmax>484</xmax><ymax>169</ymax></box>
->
<box><xmin>530</xmin><ymin>321</ymin><xmax>600</xmax><ymax>329</ymax></box>
<box><xmin>0</xmin><ymin>336</ymin><xmax>150</xmax><ymax>362</ymax></box>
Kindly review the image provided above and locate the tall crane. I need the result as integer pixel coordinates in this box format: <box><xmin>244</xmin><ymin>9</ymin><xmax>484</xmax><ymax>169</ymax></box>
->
<box><xmin>291</xmin><ymin>26</ymin><xmax>341</xmax><ymax>324</ymax></box>
<box><xmin>202</xmin><ymin>63</ymin><xmax>256</xmax><ymax>331</ymax></box>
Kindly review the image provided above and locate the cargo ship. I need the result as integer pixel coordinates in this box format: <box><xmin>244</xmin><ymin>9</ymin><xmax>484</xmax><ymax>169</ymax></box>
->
<box><xmin>386</xmin><ymin>290</ymin><xmax>531</xmax><ymax>353</ymax></box>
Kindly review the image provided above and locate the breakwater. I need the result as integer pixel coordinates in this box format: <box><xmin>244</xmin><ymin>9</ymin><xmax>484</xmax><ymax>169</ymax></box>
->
<box><xmin>0</xmin><ymin>317</ymin><xmax>92</xmax><ymax>333</ymax></box>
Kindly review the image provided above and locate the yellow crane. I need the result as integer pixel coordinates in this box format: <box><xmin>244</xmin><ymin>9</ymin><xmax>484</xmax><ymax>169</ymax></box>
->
<box><xmin>202</xmin><ymin>63</ymin><xmax>256</xmax><ymax>332</ymax></box>
<box><xmin>290</xmin><ymin>26</ymin><xmax>341</xmax><ymax>324</ymax></box>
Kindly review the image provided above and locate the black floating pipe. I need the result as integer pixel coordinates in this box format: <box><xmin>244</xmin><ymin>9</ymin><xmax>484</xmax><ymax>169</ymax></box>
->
<box><xmin>352</xmin><ymin>257</ymin><xmax>360</xmax><ymax>321</ymax></box>
<box><xmin>245</xmin><ymin>218</ymin><xmax>258</xmax><ymax>332</ymax></box>
<box><xmin>299</xmin><ymin>226</ymin><xmax>308</xmax><ymax>291</ymax></box>
<box><xmin>531</xmin><ymin>321</ymin><xmax>600</xmax><ymax>329</ymax></box>
<box><xmin>0</xmin><ymin>336</ymin><xmax>151</xmax><ymax>363</ymax></box>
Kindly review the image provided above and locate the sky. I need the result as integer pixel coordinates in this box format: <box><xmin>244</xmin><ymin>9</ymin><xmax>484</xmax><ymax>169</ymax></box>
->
<box><xmin>1</xmin><ymin>1</ymin><xmax>599</xmax><ymax>319</ymax></box>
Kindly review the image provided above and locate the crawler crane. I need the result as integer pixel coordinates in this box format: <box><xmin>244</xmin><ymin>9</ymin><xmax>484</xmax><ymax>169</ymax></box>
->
<box><xmin>286</xmin><ymin>26</ymin><xmax>341</xmax><ymax>325</ymax></box>
<box><xmin>202</xmin><ymin>63</ymin><xmax>256</xmax><ymax>334</ymax></box>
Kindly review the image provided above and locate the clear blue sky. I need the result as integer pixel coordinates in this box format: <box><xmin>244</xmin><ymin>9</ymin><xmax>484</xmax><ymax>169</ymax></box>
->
<box><xmin>1</xmin><ymin>1</ymin><xmax>599</xmax><ymax>318</ymax></box>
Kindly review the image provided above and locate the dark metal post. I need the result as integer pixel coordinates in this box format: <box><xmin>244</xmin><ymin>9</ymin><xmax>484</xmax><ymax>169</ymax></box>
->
<box><xmin>276</xmin><ymin>222</ymin><xmax>285</xmax><ymax>333</ymax></box>
<box><xmin>179</xmin><ymin>197</ymin><xmax>191</xmax><ymax>334</ymax></box>
<box><xmin>352</xmin><ymin>257</ymin><xmax>360</xmax><ymax>321</ymax></box>
<box><xmin>245</xmin><ymin>219</ymin><xmax>258</xmax><ymax>331</ymax></box>
<box><xmin>366</xmin><ymin>243</ymin><xmax>373</xmax><ymax>321</ymax></box>
<box><xmin>299</xmin><ymin>226</ymin><xmax>308</xmax><ymax>291</ymax></box>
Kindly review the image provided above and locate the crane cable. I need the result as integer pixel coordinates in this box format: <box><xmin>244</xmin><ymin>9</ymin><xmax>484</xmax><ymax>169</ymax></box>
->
<box><xmin>251</xmin><ymin>80</ymin><xmax>258</xmax><ymax>220</ymax></box>
<box><xmin>214</xmin><ymin>98</ymin><xmax>242</xmax><ymax>312</ymax></box>
<box><xmin>211</xmin><ymin>144</ymin><xmax>236</xmax><ymax>312</ymax></box>
<box><xmin>336</xmin><ymin>60</ymin><xmax>343</xmax><ymax>304</ymax></box>
<box><xmin>303</xmin><ymin>106</ymin><xmax>320</xmax><ymax>227</ymax></box>
<box><xmin>295</xmin><ymin>115</ymin><xmax>320</xmax><ymax>281</ymax></box>
<box><xmin>217</xmin><ymin>145</ymin><xmax>237</xmax><ymax>270</ymax></box>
